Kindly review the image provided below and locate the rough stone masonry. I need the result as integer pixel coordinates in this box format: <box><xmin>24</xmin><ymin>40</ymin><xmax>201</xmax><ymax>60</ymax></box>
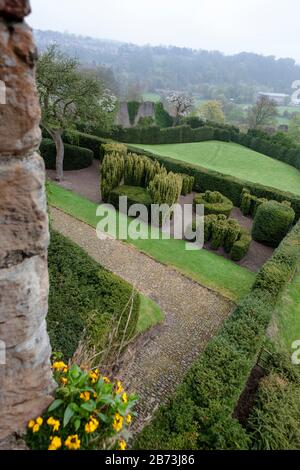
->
<box><xmin>0</xmin><ymin>0</ymin><xmax>54</xmax><ymax>442</ymax></box>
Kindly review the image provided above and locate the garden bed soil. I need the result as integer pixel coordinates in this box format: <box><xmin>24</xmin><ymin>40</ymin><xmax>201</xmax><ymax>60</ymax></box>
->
<box><xmin>47</xmin><ymin>163</ymin><xmax>274</xmax><ymax>272</ymax></box>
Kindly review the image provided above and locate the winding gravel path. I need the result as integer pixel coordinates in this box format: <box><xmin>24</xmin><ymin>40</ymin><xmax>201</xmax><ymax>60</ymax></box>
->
<box><xmin>50</xmin><ymin>206</ymin><xmax>233</xmax><ymax>432</ymax></box>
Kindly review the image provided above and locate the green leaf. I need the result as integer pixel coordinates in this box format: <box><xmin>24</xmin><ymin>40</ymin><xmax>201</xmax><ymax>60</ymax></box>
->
<box><xmin>63</xmin><ymin>404</ymin><xmax>75</xmax><ymax>427</ymax></box>
<box><xmin>74</xmin><ymin>419</ymin><xmax>81</xmax><ymax>431</ymax></box>
<box><xmin>70</xmin><ymin>402</ymin><xmax>80</xmax><ymax>412</ymax></box>
<box><xmin>48</xmin><ymin>399</ymin><xmax>63</xmax><ymax>412</ymax></box>
<box><xmin>80</xmin><ymin>402</ymin><xmax>96</xmax><ymax>412</ymax></box>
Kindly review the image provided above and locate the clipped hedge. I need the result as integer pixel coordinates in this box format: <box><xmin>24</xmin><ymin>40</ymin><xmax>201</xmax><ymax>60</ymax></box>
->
<box><xmin>127</xmin><ymin>144</ymin><xmax>300</xmax><ymax>220</ymax></box>
<box><xmin>252</xmin><ymin>201</ymin><xmax>295</xmax><ymax>247</ymax></box>
<box><xmin>63</xmin><ymin>131</ymin><xmax>109</xmax><ymax>161</ymax></box>
<box><xmin>202</xmin><ymin>215</ymin><xmax>251</xmax><ymax>260</ymax></box>
<box><xmin>40</xmin><ymin>139</ymin><xmax>93</xmax><ymax>171</ymax></box>
<box><xmin>194</xmin><ymin>190</ymin><xmax>233</xmax><ymax>218</ymax></box>
<box><xmin>134</xmin><ymin>219</ymin><xmax>300</xmax><ymax>450</ymax></box>
<box><xmin>231</xmin><ymin>229</ymin><xmax>252</xmax><ymax>261</ymax></box>
<box><xmin>232</xmin><ymin>129</ymin><xmax>300</xmax><ymax>171</ymax></box>
<box><xmin>48</xmin><ymin>231</ymin><xmax>140</xmax><ymax>360</ymax></box>
<box><xmin>109</xmin><ymin>185</ymin><xmax>152</xmax><ymax>213</ymax></box>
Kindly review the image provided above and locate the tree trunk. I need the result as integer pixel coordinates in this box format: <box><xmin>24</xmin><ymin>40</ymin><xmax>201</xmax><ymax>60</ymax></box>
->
<box><xmin>49</xmin><ymin>129</ymin><xmax>64</xmax><ymax>181</ymax></box>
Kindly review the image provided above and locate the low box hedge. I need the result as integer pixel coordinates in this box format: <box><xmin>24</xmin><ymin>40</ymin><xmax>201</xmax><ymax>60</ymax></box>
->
<box><xmin>134</xmin><ymin>218</ymin><xmax>300</xmax><ymax>450</ymax></box>
<box><xmin>109</xmin><ymin>185</ymin><xmax>153</xmax><ymax>213</ymax></box>
<box><xmin>48</xmin><ymin>230</ymin><xmax>140</xmax><ymax>360</ymax></box>
<box><xmin>194</xmin><ymin>190</ymin><xmax>233</xmax><ymax>218</ymax></box>
<box><xmin>40</xmin><ymin>139</ymin><xmax>93</xmax><ymax>171</ymax></box>
<box><xmin>63</xmin><ymin>131</ymin><xmax>110</xmax><ymax>161</ymax></box>
<box><xmin>252</xmin><ymin>200</ymin><xmax>295</xmax><ymax>247</ymax></box>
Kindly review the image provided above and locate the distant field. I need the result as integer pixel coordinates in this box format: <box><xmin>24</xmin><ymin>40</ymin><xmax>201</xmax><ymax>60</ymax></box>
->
<box><xmin>142</xmin><ymin>92</ymin><xmax>161</xmax><ymax>103</ymax></box>
<box><xmin>132</xmin><ymin>140</ymin><xmax>300</xmax><ymax>196</ymax></box>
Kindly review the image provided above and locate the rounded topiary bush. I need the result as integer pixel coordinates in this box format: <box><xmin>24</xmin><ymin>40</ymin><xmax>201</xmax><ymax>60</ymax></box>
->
<box><xmin>40</xmin><ymin>139</ymin><xmax>93</xmax><ymax>170</ymax></box>
<box><xmin>252</xmin><ymin>200</ymin><xmax>295</xmax><ymax>247</ymax></box>
<box><xmin>194</xmin><ymin>190</ymin><xmax>233</xmax><ymax>218</ymax></box>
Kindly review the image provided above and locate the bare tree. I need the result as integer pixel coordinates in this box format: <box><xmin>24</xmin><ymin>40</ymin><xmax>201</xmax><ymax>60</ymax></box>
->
<box><xmin>166</xmin><ymin>92</ymin><xmax>193</xmax><ymax>126</ymax></box>
<box><xmin>247</xmin><ymin>96</ymin><xmax>278</xmax><ymax>129</ymax></box>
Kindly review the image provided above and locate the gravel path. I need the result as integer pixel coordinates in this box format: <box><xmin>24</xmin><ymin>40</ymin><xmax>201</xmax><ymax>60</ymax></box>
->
<box><xmin>50</xmin><ymin>206</ymin><xmax>233</xmax><ymax>433</ymax></box>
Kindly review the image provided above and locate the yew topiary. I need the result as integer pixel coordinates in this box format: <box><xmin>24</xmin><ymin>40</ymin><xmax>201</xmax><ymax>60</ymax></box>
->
<box><xmin>252</xmin><ymin>201</ymin><xmax>295</xmax><ymax>247</ymax></box>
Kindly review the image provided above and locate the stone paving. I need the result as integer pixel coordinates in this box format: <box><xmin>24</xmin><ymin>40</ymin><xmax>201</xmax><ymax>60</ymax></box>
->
<box><xmin>51</xmin><ymin>206</ymin><xmax>233</xmax><ymax>433</ymax></box>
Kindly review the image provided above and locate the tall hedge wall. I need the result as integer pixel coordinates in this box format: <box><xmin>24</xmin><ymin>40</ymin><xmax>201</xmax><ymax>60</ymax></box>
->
<box><xmin>127</xmin><ymin>145</ymin><xmax>300</xmax><ymax>220</ymax></box>
<box><xmin>134</xmin><ymin>218</ymin><xmax>300</xmax><ymax>450</ymax></box>
<box><xmin>40</xmin><ymin>139</ymin><xmax>93</xmax><ymax>171</ymax></box>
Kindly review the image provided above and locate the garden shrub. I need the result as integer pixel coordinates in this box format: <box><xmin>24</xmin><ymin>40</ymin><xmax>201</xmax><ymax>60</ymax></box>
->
<box><xmin>148</xmin><ymin>172</ymin><xmax>182</xmax><ymax>206</ymax></box>
<box><xmin>124</xmin><ymin>153</ymin><xmax>167</xmax><ymax>188</ymax></box>
<box><xmin>134</xmin><ymin>218</ymin><xmax>300</xmax><ymax>450</ymax></box>
<box><xmin>180</xmin><ymin>174</ymin><xmax>194</xmax><ymax>195</ymax></box>
<box><xmin>127</xmin><ymin>101</ymin><xmax>140</xmax><ymax>126</ymax></box>
<box><xmin>203</xmin><ymin>214</ymin><xmax>218</xmax><ymax>242</ymax></box>
<box><xmin>101</xmin><ymin>152</ymin><xmax>124</xmax><ymax>202</ymax></box>
<box><xmin>63</xmin><ymin>131</ymin><xmax>109</xmax><ymax>160</ymax></box>
<box><xmin>211</xmin><ymin>219</ymin><xmax>228</xmax><ymax>250</ymax></box>
<box><xmin>194</xmin><ymin>190</ymin><xmax>233</xmax><ymax>218</ymax></box>
<box><xmin>124</xmin><ymin>153</ymin><xmax>146</xmax><ymax>187</ymax></box>
<box><xmin>102</xmin><ymin>142</ymin><xmax>127</xmax><ymax>157</ymax></box>
<box><xmin>224</xmin><ymin>219</ymin><xmax>241</xmax><ymax>253</ymax></box>
<box><xmin>230</xmin><ymin>229</ymin><xmax>252</xmax><ymax>261</ymax></box>
<box><xmin>40</xmin><ymin>139</ymin><xmax>93</xmax><ymax>170</ymax></box>
<box><xmin>252</xmin><ymin>200</ymin><xmax>295</xmax><ymax>247</ymax></box>
<box><xmin>109</xmin><ymin>185</ymin><xmax>152</xmax><ymax>212</ymax></box>
<box><xmin>47</xmin><ymin>231</ymin><xmax>140</xmax><ymax>360</ymax></box>
<box><xmin>248</xmin><ymin>352</ymin><xmax>300</xmax><ymax>450</ymax></box>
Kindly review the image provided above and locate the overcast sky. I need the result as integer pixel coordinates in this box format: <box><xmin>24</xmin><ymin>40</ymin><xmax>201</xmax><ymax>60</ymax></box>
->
<box><xmin>29</xmin><ymin>0</ymin><xmax>300</xmax><ymax>63</ymax></box>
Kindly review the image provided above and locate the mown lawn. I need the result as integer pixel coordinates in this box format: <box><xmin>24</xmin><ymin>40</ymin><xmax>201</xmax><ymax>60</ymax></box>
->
<box><xmin>132</xmin><ymin>140</ymin><xmax>300</xmax><ymax>196</ymax></box>
<box><xmin>274</xmin><ymin>267</ymin><xmax>300</xmax><ymax>350</ymax></box>
<box><xmin>48</xmin><ymin>182</ymin><xmax>255</xmax><ymax>302</ymax></box>
<box><xmin>138</xmin><ymin>295</ymin><xmax>165</xmax><ymax>334</ymax></box>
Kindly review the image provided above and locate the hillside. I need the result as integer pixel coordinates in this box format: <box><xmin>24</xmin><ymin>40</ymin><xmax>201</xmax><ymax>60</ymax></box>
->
<box><xmin>34</xmin><ymin>29</ymin><xmax>300</xmax><ymax>100</ymax></box>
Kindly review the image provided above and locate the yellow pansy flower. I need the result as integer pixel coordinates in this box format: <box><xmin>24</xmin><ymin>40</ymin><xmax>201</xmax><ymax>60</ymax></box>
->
<box><xmin>115</xmin><ymin>380</ymin><xmax>123</xmax><ymax>395</ymax></box>
<box><xmin>122</xmin><ymin>392</ymin><xmax>128</xmax><ymax>403</ymax></box>
<box><xmin>65</xmin><ymin>435</ymin><xmax>81</xmax><ymax>450</ymax></box>
<box><xmin>112</xmin><ymin>413</ymin><xmax>124</xmax><ymax>432</ymax></box>
<box><xmin>126</xmin><ymin>414</ymin><xmax>132</xmax><ymax>425</ymax></box>
<box><xmin>119</xmin><ymin>440</ymin><xmax>127</xmax><ymax>451</ymax></box>
<box><xmin>80</xmin><ymin>391</ymin><xmax>91</xmax><ymax>402</ymax></box>
<box><xmin>48</xmin><ymin>436</ymin><xmax>62</xmax><ymax>451</ymax></box>
<box><xmin>85</xmin><ymin>416</ymin><xmax>99</xmax><ymax>434</ymax></box>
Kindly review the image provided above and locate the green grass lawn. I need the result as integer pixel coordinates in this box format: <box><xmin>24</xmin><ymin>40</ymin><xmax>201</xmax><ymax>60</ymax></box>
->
<box><xmin>138</xmin><ymin>295</ymin><xmax>165</xmax><ymax>334</ymax></box>
<box><xmin>132</xmin><ymin>140</ymin><xmax>300</xmax><ymax>196</ymax></box>
<box><xmin>274</xmin><ymin>268</ymin><xmax>300</xmax><ymax>350</ymax></box>
<box><xmin>48</xmin><ymin>182</ymin><xmax>254</xmax><ymax>302</ymax></box>
<box><xmin>142</xmin><ymin>92</ymin><xmax>161</xmax><ymax>103</ymax></box>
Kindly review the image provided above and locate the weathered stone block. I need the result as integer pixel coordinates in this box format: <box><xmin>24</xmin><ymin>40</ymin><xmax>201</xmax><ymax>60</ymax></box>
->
<box><xmin>0</xmin><ymin>0</ymin><xmax>31</xmax><ymax>21</ymax></box>
<box><xmin>0</xmin><ymin>20</ymin><xmax>41</xmax><ymax>156</ymax></box>
<box><xmin>0</xmin><ymin>256</ymin><xmax>48</xmax><ymax>347</ymax></box>
<box><xmin>0</xmin><ymin>153</ymin><xmax>49</xmax><ymax>268</ymax></box>
<box><xmin>0</xmin><ymin>320</ymin><xmax>55</xmax><ymax>439</ymax></box>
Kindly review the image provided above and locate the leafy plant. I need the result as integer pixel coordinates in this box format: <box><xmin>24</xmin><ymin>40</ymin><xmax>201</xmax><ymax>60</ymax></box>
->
<box><xmin>27</xmin><ymin>359</ymin><xmax>138</xmax><ymax>451</ymax></box>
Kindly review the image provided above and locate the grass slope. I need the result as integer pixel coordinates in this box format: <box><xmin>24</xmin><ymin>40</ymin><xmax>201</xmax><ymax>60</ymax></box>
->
<box><xmin>48</xmin><ymin>182</ymin><xmax>254</xmax><ymax>301</ymax></box>
<box><xmin>132</xmin><ymin>141</ymin><xmax>300</xmax><ymax>197</ymax></box>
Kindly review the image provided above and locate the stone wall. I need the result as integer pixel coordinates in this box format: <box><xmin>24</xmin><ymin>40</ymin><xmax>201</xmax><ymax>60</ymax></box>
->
<box><xmin>0</xmin><ymin>0</ymin><xmax>54</xmax><ymax>442</ymax></box>
<box><xmin>116</xmin><ymin>101</ymin><xmax>155</xmax><ymax>127</ymax></box>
